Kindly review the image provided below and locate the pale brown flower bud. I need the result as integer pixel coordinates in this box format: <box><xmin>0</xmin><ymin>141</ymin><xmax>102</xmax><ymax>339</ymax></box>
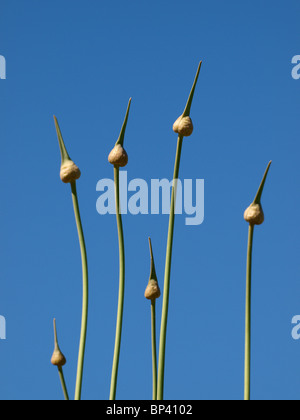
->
<box><xmin>108</xmin><ymin>144</ymin><xmax>128</xmax><ymax>167</ymax></box>
<box><xmin>244</xmin><ymin>203</ymin><xmax>264</xmax><ymax>225</ymax></box>
<box><xmin>51</xmin><ymin>347</ymin><xmax>67</xmax><ymax>368</ymax></box>
<box><xmin>60</xmin><ymin>160</ymin><xmax>81</xmax><ymax>183</ymax></box>
<box><xmin>173</xmin><ymin>115</ymin><xmax>194</xmax><ymax>137</ymax></box>
<box><xmin>145</xmin><ymin>279</ymin><xmax>161</xmax><ymax>300</ymax></box>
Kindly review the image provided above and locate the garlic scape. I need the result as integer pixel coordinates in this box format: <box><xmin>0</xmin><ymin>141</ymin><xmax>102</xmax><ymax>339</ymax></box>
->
<box><xmin>158</xmin><ymin>61</ymin><xmax>202</xmax><ymax>401</ymax></box>
<box><xmin>145</xmin><ymin>237</ymin><xmax>160</xmax><ymax>400</ymax></box>
<box><xmin>53</xmin><ymin>115</ymin><xmax>89</xmax><ymax>401</ymax></box>
<box><xmin>109</xmin><ymin>98</ymin><xmax>132</xmax><ymax>401</ymax></box>
<box><xmin>243</xmin><ymin>160</ymin><xmax>272</xmax><ymax>401</ymax></box>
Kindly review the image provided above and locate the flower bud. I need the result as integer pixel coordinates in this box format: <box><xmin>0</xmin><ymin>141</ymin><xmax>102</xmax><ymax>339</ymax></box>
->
<box><xmin>173</xmin><ymin>115</ymin><xmax>194</xmax><ymax>137</ymax></box>
<box><xmin>244</xmin><ymin>203</ymin><xmax>264</xmax><ymax>226</ymax></box>
<box><xmin>108</xmin><ymin>144</ymin><xmax>128</xmax><ymax>167</ymax></box>
<box><xmin>145</xmin><ymin>279</ymin><xmax>161</xmax><ymax>300</ymax></box>
<box><xmin>60</xmin><ymin>159</ymin><xmax>81</xmax><ymax>184</ymax></box>
<box><xmin>51</xmin><ymin>347</ymin><xmax>67</xmax><ymax>368</ymax></box>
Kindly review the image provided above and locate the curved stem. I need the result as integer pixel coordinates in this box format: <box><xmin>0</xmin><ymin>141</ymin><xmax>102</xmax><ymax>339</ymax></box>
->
<box><xmin>244</xmin><ymin>224</ymin><xmax>254</xmax><ymax>401</ymax></box>
<box><xmin>157</xmin><ymin>136</ymin><xmax>183</xmax><ymax>400</ymax></box>
<box><xmin>58</xmin><ymin>367</ymin><xmax>70</xmax><ymax>401</ymax></box>
<box><xmin>110</xmin><ymin>167</ymin><xmax>126</xmax><ymax>400</ymax></box>
<box><xmin>71</xmin><ymin>181</ymin><xmax>89</xmax><ymax>401</ymax></box>
<box><xmin>151</xmin><ymin>299</ymin><xmax>158</xmax><ymax>400</ymax></box>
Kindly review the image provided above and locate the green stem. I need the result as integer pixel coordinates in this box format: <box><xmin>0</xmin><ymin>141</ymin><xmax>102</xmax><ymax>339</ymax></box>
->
<box><xmin>58</xmin><ymin>367</ymin><xmax>70</xmax><ymax>401</ymax></box>
<box><xmin>151</xmin><ymin>299</ymin><xmax>158</xmax><ymax>400</ymax></box>
<box><xmin>71</xmin><ymin>181</ymin><xmax>89</xmax><ymax>401</ymax></box>
<box><xmin>110</xmin><ymin>167</ymin><xmax>126</xmax><ymax>400</ymax></box>
<box><xmin>157</xmin><ymin>136</ymin><xmax>183</xmax><ymax>400</ymax></box>
<box><xmin>244</xmin><ymin>224</ymin><xmax>254</xmax><ymax>401</ymax></box>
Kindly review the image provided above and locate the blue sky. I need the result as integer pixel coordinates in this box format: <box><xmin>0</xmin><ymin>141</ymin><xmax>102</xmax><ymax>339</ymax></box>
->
<box><xmin>0</xmin><ymin>0</ymin><xmax>299</xmax><ymax>400</ymax></box>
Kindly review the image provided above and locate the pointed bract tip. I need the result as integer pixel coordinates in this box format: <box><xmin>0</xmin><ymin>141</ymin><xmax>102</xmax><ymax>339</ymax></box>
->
<box><xmin>253</xmin><ymin>160</ymin><xmax>272</xmax><ymax>205</ymax></box>
<box><xmin>182</xmin><ymin>61</ymin><xmax>203</xmax><ymax>119</ymax></box>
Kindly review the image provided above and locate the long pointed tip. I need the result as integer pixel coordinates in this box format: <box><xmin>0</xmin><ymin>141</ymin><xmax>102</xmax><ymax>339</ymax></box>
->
<box><xmin>182</xmin><ymin>61</ymin><xmax>203</xmax><ymax>118</ymax></box>
<box><xmin>53</xmin><ymin>318</ymin><xmax>58</xmax><ymax>345</ymax></box>
<box><xmin>253</xmin><ymin>161</ymin><xmax>272</xmax><ymax>204</ymax></box>
<box><xmin>53</xmin><ymin>116</ymin><xmax>70</xmax><ymax>163</ymax></box>
<box><xmin>116</xmin><ymin>98</ymin><xmax>132</xmax><ymax>147</ymax></box>
<box><xmin>148</xmin><ymin>237</ymin><xmax>153</xmax><ymax>259</ymax></box>
<box><xmin>148</xmin><ymin>237</ymin><xmax>158</xmax><ymax>283</ymax></box>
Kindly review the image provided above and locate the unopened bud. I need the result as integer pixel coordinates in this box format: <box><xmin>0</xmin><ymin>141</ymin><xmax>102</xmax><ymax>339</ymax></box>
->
<box><xmin>60</xmin><ymin>159</ymin><xmax>81</xmax><ymax>184</ymax></box>
<box><xmin>108</xmin><ymin>144</ymin><xmax>128</xmax><ymax>167</ymax></box>
<box><xmin>145</xmin><ymin>279</ymin><xmax>161</xmax><ymax>300</ymax></box>
<box><xmin>51</xmin><ymin>347</ymin><xmax>67</xmax><ymax>368</ymax></box>
<box><xmin>173</xmin><ymin>115</ymin><xmax>194</xmax><ymax>137</ymax></box>
<box><xmin>244</xmin><ymin>203</ymin><xmax>264</xmax><ymax>225</ymax></box>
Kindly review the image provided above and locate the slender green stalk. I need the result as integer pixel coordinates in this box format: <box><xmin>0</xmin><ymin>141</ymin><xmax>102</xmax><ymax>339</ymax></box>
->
<box><xmin>109</xmin><ymin>100</ymin><xmax>131</xmax><ymax>400</ymax></box>
<box><xmin>71</xmin><ymin>181</ymin><xmax>89</xmax><ymax>401</ymax></box>
<box><xmin>109</xmin><ymin>167</ymin><xmax>126</xmax><ymax>400</ymax></box>
<box><xmin>151</xmin><ymin>299</ymin><xmax>158</xmax><ymax>400</ymax></box>
<box><xmin>244</xmin><ymin>224</ymin><xmax>254</xmax><ymax>401</ymax></box>
<box><xmin>146</xmin><ymin>237</ymin><xmax>160</xmax><ymax>400</ymax></box>
<box><xmin>58</xmin><ymin>367</ymin><xmax>70</xmax><ymax>401</ymax></box>
<box><xmin>157</xmin><ymin>136</ymin><xmax>183</xmax><ymax>400</ymax></box>
<box><xmin>157</xmin><ymin>61</ymin><xmax>202</xmax><ymax>401</ymax></box>
<box><xmin>243</xmin><ymin>161</ymin><xmax>272</xmax><ymax>401</ymax></box>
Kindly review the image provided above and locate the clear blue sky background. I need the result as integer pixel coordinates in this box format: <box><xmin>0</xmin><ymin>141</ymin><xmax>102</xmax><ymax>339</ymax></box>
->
<box><xmin>0</xmin><ymin>0</ymin><xmax>299</xmax><ymax>400</ymax></box>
